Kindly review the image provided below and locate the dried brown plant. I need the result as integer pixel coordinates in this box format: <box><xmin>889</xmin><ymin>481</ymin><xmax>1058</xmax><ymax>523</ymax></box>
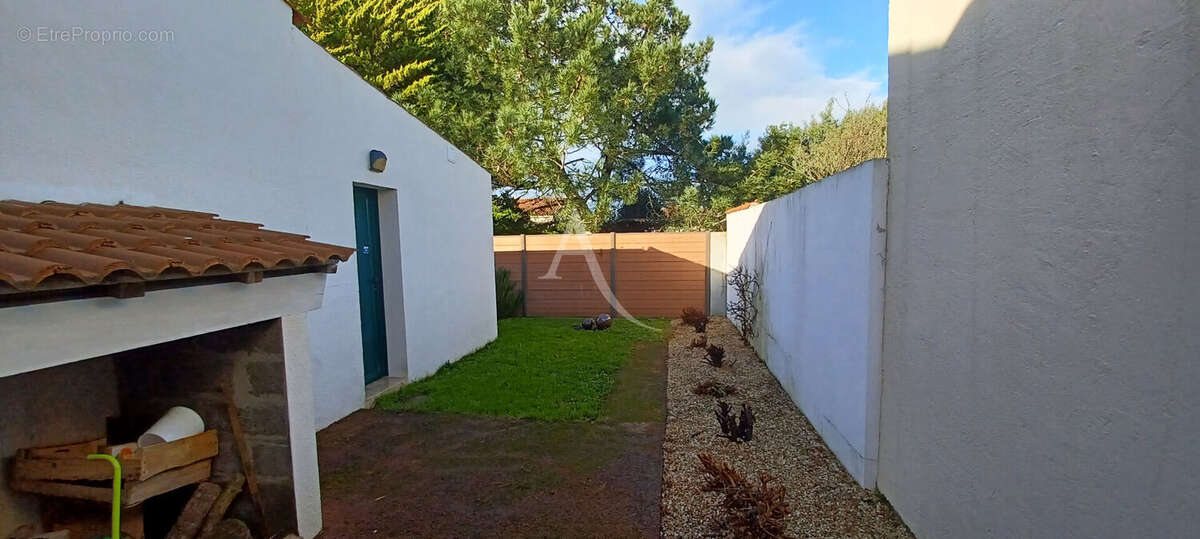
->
<box><xmin>693</xmin><ymin>380</ymin><xmax>737</xmax><ymax>398</ymax></box>
<box><xmin>681</xmin><ymin>307</ymin><xmax>708</xmax><ymax>333</ymax></box>
<box><xmin>697</xmin><ymin>453</ymin><xmax>792</xmax><ymax>538</ymax></box>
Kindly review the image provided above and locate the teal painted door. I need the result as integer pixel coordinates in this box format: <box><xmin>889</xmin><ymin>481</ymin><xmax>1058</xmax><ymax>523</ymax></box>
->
<box><xmin>353</xmin><ymin>186</ymin><xmax>389</xmax><ymax>384</ymax></box>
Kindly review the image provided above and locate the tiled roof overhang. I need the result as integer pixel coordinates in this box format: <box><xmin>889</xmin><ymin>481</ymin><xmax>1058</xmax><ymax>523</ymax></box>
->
<box><xmin>0</xmin><ymin>200</ymin><xmax>353</xmax><ymax>303</ymax></box>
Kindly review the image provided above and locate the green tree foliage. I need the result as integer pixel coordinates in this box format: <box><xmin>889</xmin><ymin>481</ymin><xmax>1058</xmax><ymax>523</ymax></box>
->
<box><xmin>411</xmin><ymin>0</ymin><xmax>717</xmax><ymax>231</ymax></box>
<box><xmin>295</xmin><ymin>0</ymin><xmax>886</xmax><ymax>234</ymax></box>
<box><xmin>744</xmin><ymin>100</ymin><xmax>887</xmax><ymax>201</ymax></box>
<box><xmin>797</xmin><ymin>101</ymin><xmax>887</xmax><ymax>183</ymax></box>
<box><xmin>661</xmin><ymin>135</ymin><xmax>752</xmax><ymax>230</ymax></box>
<box><xmin>662</xmin><ymin>100</ymin><xmax>887</xmax><ymax>230</ymax></box>
<box><xmin>295</xmin><ymin>0</ymin><xmax>443</xmax><ymax>100</ymax></box>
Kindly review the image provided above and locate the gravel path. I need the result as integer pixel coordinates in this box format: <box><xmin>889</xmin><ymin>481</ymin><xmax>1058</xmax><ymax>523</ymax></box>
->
<box><xmin>661</xmin><ymin>318</ymin><xmax>912</xmax><ymax>538</ymax></box>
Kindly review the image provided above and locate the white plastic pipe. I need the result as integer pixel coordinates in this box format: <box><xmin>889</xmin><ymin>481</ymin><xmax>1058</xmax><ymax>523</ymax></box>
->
<box><xmin>137</xmin><ymin>406</ymin><xmax>205</xmax><ymax>447</ymax></box>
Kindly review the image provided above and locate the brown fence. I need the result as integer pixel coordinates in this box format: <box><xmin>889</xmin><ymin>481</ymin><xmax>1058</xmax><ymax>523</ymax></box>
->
<box><xmin>494</xmin><ymin>232</ymin><xmax>721</xmax><ymax>317</ymax></box>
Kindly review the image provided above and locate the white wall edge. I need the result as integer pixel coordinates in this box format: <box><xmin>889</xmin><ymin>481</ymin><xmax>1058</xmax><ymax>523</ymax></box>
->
<box><xmin>282</xmin><ymin>313</ymin><xmax>323</xmax><ymax>538</ymax></box>
<box><xmin>863</xmin><ymin>158</ymin><xmax>889</xmax><ymax>489</ymax></box>
<box><xmin>0</xmin><ymin>273</ymin><xmax>328</xmax><ymax>378</ymax></box>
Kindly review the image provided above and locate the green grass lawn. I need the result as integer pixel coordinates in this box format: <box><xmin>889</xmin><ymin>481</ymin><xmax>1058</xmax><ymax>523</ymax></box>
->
<box><xmin>376</xmin><ymin>317</ymin><xmax>667</xmax><ymax>420</ymax></box>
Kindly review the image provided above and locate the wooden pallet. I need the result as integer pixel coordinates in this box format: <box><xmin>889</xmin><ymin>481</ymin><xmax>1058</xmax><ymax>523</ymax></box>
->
<box><xmin>10</xmin><ymin>430</ymin><xmax>217</xmax><ymax>507</ymax></box>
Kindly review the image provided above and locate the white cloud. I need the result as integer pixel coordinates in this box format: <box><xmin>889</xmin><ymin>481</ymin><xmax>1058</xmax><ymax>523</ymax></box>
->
<box><xmin>678</xmin><ymin>0</ymin><xmax>767</xmax><ymax>40</ymax></box>
<box><xmin>677</xmin><ymin>0</ymin><xmax>884</xmax><ymax>142</ymax></box>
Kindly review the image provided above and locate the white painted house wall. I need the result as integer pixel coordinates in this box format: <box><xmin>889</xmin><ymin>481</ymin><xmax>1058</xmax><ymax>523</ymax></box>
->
<box><xmin>883</xmin><ymin>1</ymin><xmax>1200</xmax><ymax>536</ymax></box>
<box><xmin>0</xmin><ymin>0</ymin><xmax>498</xmax><ymax>428</ymax></box>
<box><xmin>725</xmin><ymin>160</ymin><xmax>888</xmax><ymax>487</ymax></box>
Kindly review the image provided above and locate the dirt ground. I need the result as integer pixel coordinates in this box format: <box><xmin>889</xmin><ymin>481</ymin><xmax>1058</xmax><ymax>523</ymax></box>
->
<box><xmin>316</xmin><ymin>339</ymin><xmax>667</xmax><ymax>538</ymax></box>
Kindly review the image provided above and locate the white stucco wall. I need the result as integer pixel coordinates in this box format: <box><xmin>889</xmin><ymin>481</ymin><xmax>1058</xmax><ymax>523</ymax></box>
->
<box><xmin>0</xmin><ymin>0</ymin><xmax>498</xmax><ymax>428</ymax></box>
<box><xmin>726</xmin><ymin>160</ymin><xmax>888</xmax><ymax>487</ymax></box>
<box><xmin>883</xmin><ymin>1</ymin><xmax>1200</xmax><ymax>537</ymax></box>
<box><xmin>0</xmin><ymin>274</ymin><xmax>328</xmax><ymax>378</ymax></box>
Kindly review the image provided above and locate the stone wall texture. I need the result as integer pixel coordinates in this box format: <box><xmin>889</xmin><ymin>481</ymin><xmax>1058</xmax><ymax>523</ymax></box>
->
<box><xmin>115</xmin><ymin>319</ymin><xmax>297</xmax><ymax>535</ymax></box>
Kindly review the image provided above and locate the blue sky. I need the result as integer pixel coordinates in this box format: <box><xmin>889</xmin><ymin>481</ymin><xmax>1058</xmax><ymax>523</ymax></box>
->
<box><xmin>676</xmin><ymin>0</ymin><xmax>889</xmax><ymax>142</ymax></box>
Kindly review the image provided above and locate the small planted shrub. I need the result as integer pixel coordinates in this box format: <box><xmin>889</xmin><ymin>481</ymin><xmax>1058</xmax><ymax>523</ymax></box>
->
<box><xmin>697</xmin><ymin>453</ymin><xmax>791</xmax><ymax>538</ymax></box>
<box><xmin>495</xmin><ymin>268</ymin><xmax>524</xmax><ymax>319</ymax></box>
<box><xmin>690</xmin><ymin>335</ymin><xmax>707</xmax><ymax>349</ymax></box>
<box><xmin>693</xmin><ymin>380</ymin><xmax>737</xmax><ymax>398</ymax></box>
<box><xmin>714</xmin><ymin>400</ymin><xmax>754</xmax><ymax>443</ymax></box>
<box><xmin>704</xmin><ymin>344</ymin><xmax>726</xmax><ymax>367</ymax></box>
<box><xmin>680</xmin><ymin>307</ymin><xmax>708</xmax><ymax>333</ymax></box>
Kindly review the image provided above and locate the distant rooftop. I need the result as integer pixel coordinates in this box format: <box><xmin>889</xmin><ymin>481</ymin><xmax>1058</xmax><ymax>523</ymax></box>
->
<box><xmin>516</xmin><ymin>198</ymin><xmax>564</xmax><ymax>217</ymax></box>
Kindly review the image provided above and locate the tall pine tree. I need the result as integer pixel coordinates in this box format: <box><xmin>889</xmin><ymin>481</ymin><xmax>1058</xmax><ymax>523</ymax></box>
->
<box><xmin>296</xmin><ymin>0</ymin><xmax>443</xmax><ymax>100</ymax></box>
<box><xmin>411</xmin><ymin>0</ymin><xmax>716</xmax><ymax>231</ymax></box>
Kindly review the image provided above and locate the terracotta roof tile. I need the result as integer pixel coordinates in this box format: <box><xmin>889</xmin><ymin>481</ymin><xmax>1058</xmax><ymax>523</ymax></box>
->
<box><xmin>725</xmin><ymin>201</ymin><xmax>762</xmax><ymax>214</ymax></box>
<box><xmin>175</xmin><ymin>244</ymin><xmax>265</xmax><ymax>272</ymax></box>
<box><xmin>0</xmin><ymin>250</ymin><xmax>88</xmax><ymax>289</ymax></box>
<box><xmin>35</xmin><ymin>247</ymin><xmax>137</xmax><ymax>279</ymax></box>
<box><xmin>164</xmin><ymin>228</ymin><xmax>233</xmax><ymax>244</ymax></box>
<box><xmin>0</xmin><ymin>213</ymin><xmax>54</xmax><ymax>232</ymax></box>
<box><xmin>0</xmin><ymin>200</ymin><xmax>354</xmax><ymax>295</ymax></box>
<box><xmin>125</xmin><ymin>229</ymin><xmax>200</xmax><ymax>247</ymax></box>
<box><xmin>61</xmin><ymin>228</ymin><xmax>156</xmax><ymax>250</ymax></box>
<box><xmin>516</xmin><ymin>197</ymin><xmax>564</xmax><ymax>217</ymax></box>
<box><xmin>250</xmin><ymin>228</ymin><xmax>310</xmax><ymax>241</ymax></box>
<box><xmin>139</xmin><ymin>245</ymin><xmax>228</xmax><ymax>274</ymax></box>
<box><xmin>0</xmin><ymin>229</ymin><xmax>61</xmax><ymax>253</ymax></box>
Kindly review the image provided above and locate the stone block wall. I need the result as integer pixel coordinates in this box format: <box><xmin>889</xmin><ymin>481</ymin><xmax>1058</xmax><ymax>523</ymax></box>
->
<box><xmin>114</xmin><ymin>319</ymin><xmax>297</xmax><ymax>535</ymax></box>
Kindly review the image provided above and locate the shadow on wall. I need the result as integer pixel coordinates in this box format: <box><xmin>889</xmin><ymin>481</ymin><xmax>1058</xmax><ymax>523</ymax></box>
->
<box><xmin>882</xmin><ymin>1</ymin><xmax>1200</xmax><ymax>537</ymax></box>
<box><xmin>724</xmin><ymin>160</ymin><xmax>888</xmax><ymax>489</ymax></box>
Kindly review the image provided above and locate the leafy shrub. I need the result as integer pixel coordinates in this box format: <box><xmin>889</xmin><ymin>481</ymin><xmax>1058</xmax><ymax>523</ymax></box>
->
<box><xmin>704</xmin><ymin>344</ymin><xmax>726</xmax><ymax>367</ymax></box>
<box><xmin>495</xmin><ymin>268</ymin><xmax>524</xmax><ymax>319</ymax></box>
<box><xmin>681</xmin><ymin>307</ymin><xmax>708</xmax><ymax>333</ymax></box>
<box><xmin>697</xmin><ymin>453</ymin><xmax>791</xmax><ymax>538</ymax></box>
<box><xmin>714</xmin><ymin>400</ymin><xmax>754</xmax><ymax>443</ymax></box>
<box><xmin>693</xmin><ymin>380</ymin><xmax>737</xmax><ymax>398</ymax></box>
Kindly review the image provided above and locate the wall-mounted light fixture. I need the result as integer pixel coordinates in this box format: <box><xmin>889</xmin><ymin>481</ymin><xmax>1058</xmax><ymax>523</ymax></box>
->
<box><xmin>368</xmin><ymin>150</ymin><xmax>387</xmax><ymax>172</ymax></box>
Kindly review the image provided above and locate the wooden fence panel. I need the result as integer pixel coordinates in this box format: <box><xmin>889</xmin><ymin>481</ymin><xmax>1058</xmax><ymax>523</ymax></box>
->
<box><xmin>493</xmin><ymin>232</ymin><xmax>712</xmax><ymax>317</ymax></box>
